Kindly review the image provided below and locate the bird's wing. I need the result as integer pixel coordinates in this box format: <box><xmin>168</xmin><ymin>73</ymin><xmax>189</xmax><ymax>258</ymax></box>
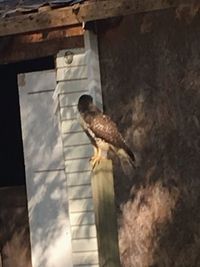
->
<box><xmin>82</xmin><ymin>112</ymin><xmax>136</xmax><ymax>165</ymax></box>
<box><xmin>88</xmin><ymin>114</ymin><xmax>126</xmax><ymax>148</ymax></box>
<box><xmin>79</xmin><ymin>114</ymin><xmax>97</xmax><ymax>146</ymax></box>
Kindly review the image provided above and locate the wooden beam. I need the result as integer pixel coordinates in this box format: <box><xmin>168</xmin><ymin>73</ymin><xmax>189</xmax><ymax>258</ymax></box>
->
<box><xmin>91</xmin><ymin>159</ymin><xmax>121</xmax><ymax>267</ymax></box>
<box><xmin>17</xmin><ymin>25</ymin><xmax>83</xmax><ymax>43</ymax></box>
<box><xmin>0</xmin><ymin>0</ymin><xmax>196</xmax><ymax>37</ymax></box>
<box><xmin>0</xmin><ymin>26</ymin><xmax>84</xmax><ymax>64</ymax></box>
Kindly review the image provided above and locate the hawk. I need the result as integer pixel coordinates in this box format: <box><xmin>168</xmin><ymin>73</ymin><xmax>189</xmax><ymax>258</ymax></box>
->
<box><xmin>77</xmin><ymin>94</ymin><xmax>136</xmax><ymax>168</ymax></box>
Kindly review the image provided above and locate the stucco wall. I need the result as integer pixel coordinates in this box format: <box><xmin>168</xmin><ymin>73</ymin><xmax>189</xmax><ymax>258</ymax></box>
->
<box><xmin>98</xmin><ymin>8</ymin><xmax>200</xmax><ymax>267</ymax></box>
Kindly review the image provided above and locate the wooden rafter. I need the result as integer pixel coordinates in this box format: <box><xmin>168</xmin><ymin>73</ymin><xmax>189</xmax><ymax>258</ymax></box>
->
<box><xmin>0</xmin><ymin>26</ymin><xmax>84</xmax><ymax>64</ymax></box>
<box><xmin>0</xmin><ymin>0</ymin><xmax>197</xmax><ymax>37</ymax></box>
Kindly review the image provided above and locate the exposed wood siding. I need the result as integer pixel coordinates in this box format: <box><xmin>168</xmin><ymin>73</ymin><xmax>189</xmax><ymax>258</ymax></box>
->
<box><xmin>55</xmin><ymin>42</ymin><xmax>102</xmax><ymax>266</ymax></box>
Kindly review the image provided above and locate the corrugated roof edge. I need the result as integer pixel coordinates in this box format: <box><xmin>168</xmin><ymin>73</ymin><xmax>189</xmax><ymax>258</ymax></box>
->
<box><xmin>0</xmin><ymin>0</ymin><xmax>84</xmax><ymax>18</ymax></box>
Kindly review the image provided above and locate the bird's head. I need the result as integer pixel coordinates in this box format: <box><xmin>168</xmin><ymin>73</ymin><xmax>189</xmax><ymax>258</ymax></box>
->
<box><xmin>78</xmin><ymin>94</ymin><xmax>93</xmax><ymax>113</ymax></box>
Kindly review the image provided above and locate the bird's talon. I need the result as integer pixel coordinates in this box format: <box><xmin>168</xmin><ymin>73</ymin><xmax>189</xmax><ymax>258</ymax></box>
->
<box><xmin>89</xmin><ymin>156</ymin><xmax>96</xmax><ymax>162</ymax></box>
<box><xmin>90</xmin><ymin>156</ymin><xmax>102</xmax><ymax>169</ymax></box>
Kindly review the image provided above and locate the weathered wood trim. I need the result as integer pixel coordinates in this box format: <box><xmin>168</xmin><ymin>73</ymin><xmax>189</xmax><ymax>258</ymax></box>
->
<box><xmin>0</xmin><ymin>0</ymin><xmax>196</xmax><ymax>37</ymax></box>
<box><xmin>92</xmin><ymin>160</ymin><xmax>121</xmax><ymax>267</ymax></box>
<box><xmin>16</xmin><ymin>26</ymin><xmax>83</xmax><ymax>44</ymax></box>
<box><xmin>0</xmin><ymin>26</ymin><xmax>84</xmax><ymax>64</ymax></box>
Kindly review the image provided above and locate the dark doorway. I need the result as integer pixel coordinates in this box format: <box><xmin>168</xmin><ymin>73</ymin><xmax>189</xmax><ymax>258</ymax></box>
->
<box><xmin>0</xmin><ymin>56</ymin><xmax>54</xmax><ymax>267</ymax></box>
<box><xmin>0</xmin><ymin>56</ymin><xmax>54</xmax><ymax>187</ymax></box>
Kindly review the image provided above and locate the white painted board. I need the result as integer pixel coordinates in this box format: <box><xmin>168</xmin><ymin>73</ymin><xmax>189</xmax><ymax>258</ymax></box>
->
<box><xmin>57</xmin><ymin>66</ymin><xmax>87</xmax><ymax>82</ymax></box>
<box><xmin>18</xmin><ymin>70</ymin><xmax>73</xmax><ymax>267</ymax></box>
<box><xmin>56</xmin><ymin>79</ymin><xmax>88</xmax><ymax>94</ymax></box>
<box><xmin>72</xmin><ymin>252</ymin><xmax>99</xmax><ymax>265</ymax></box>
<box><xmin>67</xmin><ymin>171</ymin><xmax>91</xmax><ymax>186</ymax></box>
<box><xmin>56</xmin><ymin>42</ymin><xmax>102</xmax><ymax>267</ymax></box>
<box><xmin>70</xmin><ymin>211</ymin><xmax>95</xmax><ymax>226</ymax></box>
<box><xmin>56</xmin><ymin>48</ymin><xmax>86</xmax><ymax>68</ymax></box>
<box><xmin>18</xmin><ymin>71</ymin><xmax>64</xmax><ymax>171</ymax></box>
<box><xmin>69</xmin><ymin>198</ymin><xmax>94</xmax><ymax>213</ymax></box>
<box><xmin>71</xmin><ymin>225</ymin><xmax>97</xmax><ymax>239</ymax></box>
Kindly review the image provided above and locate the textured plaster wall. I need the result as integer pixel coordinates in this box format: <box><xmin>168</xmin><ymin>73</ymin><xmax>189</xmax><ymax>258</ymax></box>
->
<box><xmin>98</xmin><ymin>8</ymin><xmax>200</xmax><ymax>267</ymax></box>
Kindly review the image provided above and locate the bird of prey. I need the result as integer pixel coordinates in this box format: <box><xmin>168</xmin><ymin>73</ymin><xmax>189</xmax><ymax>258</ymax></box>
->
<box><xmin>77</xmin><ymin>94</ymin><xmax>135</xmax><ymax>168</ymax></box>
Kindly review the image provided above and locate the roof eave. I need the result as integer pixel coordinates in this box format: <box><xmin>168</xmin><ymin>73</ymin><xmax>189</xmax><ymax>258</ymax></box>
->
<box><xmin>0</xmin><ymin>0</ymin><xmax>197</xmax><ymax>37</ymax></box>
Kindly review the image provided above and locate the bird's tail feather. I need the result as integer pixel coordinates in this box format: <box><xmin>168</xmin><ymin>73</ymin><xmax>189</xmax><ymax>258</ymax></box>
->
<box><xmin>124</xmin><ymin>145</ymin><xmax>136</xmax><ymax>167</ymax></box>
<box><xmin>115</xmin><ymin>148</ymin><xmax>135</xmax><ymax>176</ymax></box>
<box><xmin>117</xmin><ymin>147</ymin><xmax>136</xmax><ymax>169</ymax></box>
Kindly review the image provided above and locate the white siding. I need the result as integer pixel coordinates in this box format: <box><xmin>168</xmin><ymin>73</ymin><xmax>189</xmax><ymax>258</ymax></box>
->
<box><xmin>72</xmin><ymin>238</ymin><xmax>98</xmax><ymax>252</ymax></box>
<box><xmin>72</xmin><ymin>252</ymin><xmax>99</xmax><ymax>266</ymax></box>
<box><xmin>71</xmin><ymin>225</ymin><xmax>97</xmax><ymax>239</ymax></box>
<box><xmin>60</xmin><ymin>106</ymin><xmax>78</xmax><ymax>120</ymax></box>
<box><xmin>68</xmin><ymin>185</ymin><xmax>92</xmax><ymax>200</ymax></box>
<box><xmin>57</xmin><ymin>66</ymin><xmax>88</xmax><ymax>81</ymax></box>
<box><xmin>64</xmin><ymin>145</ymin><xmax>92</xmax><ymax>160</ymax></box>
<box><xmin>67</xmin><ymin>172</ymin><xmax>91</xmax><ymax>186</ymax></box>
<box><xmin>70</xmin><ymin>211</ymin><xmax>95</xmax><ymax>226</ymax></box>
<box><xmin>18</xmin><ymin>31</ymin><xmax>102</xmax><ymax>267</ymax></box>
<box><xmin>62</xmin><ymin>132</ymin><xmax>90</xmax><ymax>146</ymax></box>
<box><xmin>55</xmin><ymin>80</ymin><xmax>88</xmax><ymax>94</ymax></box>
<box><xmin>56</xmin><ymin>48</ymin><xmax>86</xmax><ymax>68</ymax></box>
<box><xmin>69</xmin><ymin>199</ymin><xmax>94</xmax><ymax>213</ymax></box>
<box><xmin>55</xmin><ymin>39</ymin><xmax>102</xmax><ymax>267</ymax></box>
<box><xmin>59</xmin><ymin>92</ymin><xmax>88</xmax><ymax>107</ymax></box>
<box><xmin>65</xmin><ymin>159</ymin><xmax>91</xmax><ymax>173</ymax></box>
<box><xmin>61</xmin><ymin>119</ymin><xmax>82</xmax><ymax>134</ymax></box>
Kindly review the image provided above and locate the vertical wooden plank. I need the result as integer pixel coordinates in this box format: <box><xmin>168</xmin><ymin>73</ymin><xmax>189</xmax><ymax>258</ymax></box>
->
<box><xmin>91</xmin><ymin>159</ymin><xmax>121</xmax><ymax>267</ymax></box>
<box><xmin>56</xmin><ymin>47</ymin><xmax>100</xmax><ymax>267</ymax></box>
<box><xmin>18</xmin><ymin>70</ymin><xmax>73</xmax><ymax>267</ymax></box>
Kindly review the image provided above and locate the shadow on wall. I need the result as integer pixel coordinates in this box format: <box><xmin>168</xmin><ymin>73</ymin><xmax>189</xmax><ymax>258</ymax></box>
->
<box><xmin>0</xmin><ymin>40</ymin><xmax>94</xmax><ymax>267</ymax></box>
<box><xmin>98</xmin><ymin>8</ymin><xmax>200</xmax><ymax>267</ymax></box>
<box><xmin>24</xmin><ymin>111</ymin><xmax>96</xmax><ymax>267</ymax></box>
<box><xmin>0</xmin><ymin>187</ymin><xmax>32</xmax><ymax>267</ymax></box>
<box><xmin>16</xmin><ymin>58</ymin><xmax>95</xmax><ymax>267</ymax></box>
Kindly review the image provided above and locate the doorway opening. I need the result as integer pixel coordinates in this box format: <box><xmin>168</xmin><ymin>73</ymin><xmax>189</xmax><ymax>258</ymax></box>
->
<box><xmin>0</xmin><ymin>56</ymin><xmax>55</xmax><ymax>267</ymax></box>
<box><xmin>0</xmin><ymin>57</ymin><xmax>54</xmax><ymax>187</ymax></box>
